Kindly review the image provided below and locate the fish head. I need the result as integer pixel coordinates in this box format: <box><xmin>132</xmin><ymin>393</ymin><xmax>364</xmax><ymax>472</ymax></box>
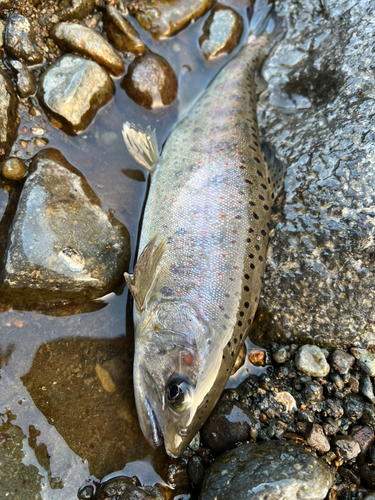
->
<box><xmin>134</xmin><ymin>300</ymin><xmax>214</xmax><ymax>457</ymax></box>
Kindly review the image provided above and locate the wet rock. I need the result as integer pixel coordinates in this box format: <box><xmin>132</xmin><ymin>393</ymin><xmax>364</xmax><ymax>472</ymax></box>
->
<box><xmin>248</xmin><ymin>348</ymin><xmax>266</xmax><ymax>366</ymax></box>
<box><xmin>9</xmin><ymin>59</ymin><xmax>36</xmax><ymax>98</ymax></box>
<box><xmin>351</xmin><ymin>425</ymin><xmax>374</xmax><ymax>454</ymax></box>
<box><xmin>78</xmin><ymin>485</ymin><xmax>94</xmax><ymax>499</ymax></box>
<box><xmin>201</xmin><ymin>398</ymin><xmax>255</xmax><ymax>455</ymax></box>
<box><xmin>252</xmin><ymin>0</ymin><xmax>375</xmax><ymax>348</ymax></box>
<box><xmin>0</xmin><ymin>70</ymin><xmax>19</xmax><ymax>159</ymax></box>
<box><xmin>343</xmin><ymin>394</ymin><xmax>364</xmax><ymax>421</ymax></box>
<box><xmin>272</xmin><ymin>345</ymin><xmax>290</xmax><ymax>364</ymax></box>
<box><xmin>50</xmin><ymin>23</ymin><xmax>124</xmax><ymax>77</ymax></box>
<box><xmin>305</xmin><ymin>423</ymin><xmax>330</xmax><ymax>453</ymax></box>
<box><xmin>352</xmin><ymin>348</ymin><xmax>375</xmax><ymax>376</ymax></box>
<box><xmin>105</xmin><ymin>5</ymin><xmax>145</xmax><ymax>55</ymax></box>
<box><xmin>322</xmin><ymin>398</ymin><xmax>344</xmax><ymax>419</ymax></box>
<box><xmin>274</xmin><ymin>391</ymin><xmax>297</xmax><ymax>412</ymax></box>
<box><xmin>122</xmin><ymin>52</ymin><xmax>177</xmax><ymax>109</ymax></box>
<box><xmin>4</xmin><ymin>14</ymin><xmax>43</xmax><ymax>64</ymax></box>
<box><xmin>187</xmin><ymin>455</ymin><xmax>205</xmax><ymax>489</ymax></box>
<box><xmin>330</xmin><ymin>350</ymin><xmax>355</xmax><ymax>375</ymax></box>
<box><xmin>358</xmin><ymin>463</ymin><xmax>375</xmax><ymax>489</ymax></box>
<box><xmin>96</xmin><ymin>476</ymin><xmax>164</xmax><ymax>500</ymax></box>
<box><xmin>348</xmin><ymin>374</ymin><xmax>360</xmax><ymax>394</ymax></box>
<box><xmin>295</xmin><ymin>345</ymin><xmax>330</xmax><ymax>377</ymax></box>
<box><xmin>1</xmin><ymin>157</ymin><xmax>27</xmax><ymax>181</ymax></box>
<box><xmin>38</xmin><ymin>54</ymin><xmax>114</xmax><ymax>135</ymax></box>
<box><xmin>57</xmin><ymin>0</ymin><xmax>96</xmax><ymax>22</ymax></box>
<box><xmin>360</xmin><ymin>374</ymin><xmax>375</xmax><ymax>404</ymax></box>
<box><xmin>302</xmin><ymin>381</ymin><xmax>324</xmax><ymax>403</ymax></box>
<box><xmin>199</xmin><ymin>5</ymin><xmax>243</xmax><ymax>60</ymax></box>
<box><xmin>361</xmin><ymin>403</ymin><xmax>375</xmax><ymax>429</ymax></box>
<box><xmin>200</xmin><ymin>440</ymin><xmax>334</xmax><ymax>500</ymax></box>
<box><xmin>1</xmin><ymin>148</ymin><xmax>130</xmax><ymax>303</ymax></box>
<box><xmin>134</xmin><ymin>0</ymin><xmax>215</xmax><ymax>39</ymax></box>
<box><xmin>332</xmin><ymin>435</ymin><xmax>361</xmax><ymax>461</ymax></box>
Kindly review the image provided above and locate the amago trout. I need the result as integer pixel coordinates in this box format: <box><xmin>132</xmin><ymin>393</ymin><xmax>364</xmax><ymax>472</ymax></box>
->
<box><xmin>123</xmin><ymin>0</ymin><xmax>286</xmax><ymax>457</ymax></box>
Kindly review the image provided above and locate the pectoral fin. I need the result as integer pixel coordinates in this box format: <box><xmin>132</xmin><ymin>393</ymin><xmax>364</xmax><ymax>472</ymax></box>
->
<box><xmin>125</xmin><ymin>233</ymin><xmax>166</xmax><ymax>311</ymax></box>
<box><xmin>122</xmin><ymin>122</ymin><xmax>159</xmax><ymax>173</ymax></box>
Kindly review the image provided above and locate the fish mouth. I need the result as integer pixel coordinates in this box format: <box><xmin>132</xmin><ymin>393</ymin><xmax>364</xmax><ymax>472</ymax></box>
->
<box><xmin>144</xmin><ymin>397</ymin><xmax>163</xmax><ymax>448</ymax></box>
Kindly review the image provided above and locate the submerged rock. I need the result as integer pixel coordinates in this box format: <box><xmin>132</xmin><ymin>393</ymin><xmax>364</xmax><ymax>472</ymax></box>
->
<box><xmin>38</xmin><ymin>54</ymin><xmax>114</xmax><ymax>134</ymax></box>
<box><xmin>1</xmin><ymin>157</ymin><xmax>27</xmax><ymax>181</ymax></box>
<box><xmin>9</xmin><ymin>59</ymin><xmax>36</xmax><ymax>98</ymax></box>
<box><xmin>50</xmin><ymin>23</ymin><xmax>125</xmax><ymax>76</ymax></box>
<box><xmin>96</xmin><ymin>476</ymin><xmax>164</xmax><ymax>500</ymax></box>
<box><xmin>253</xmin><ymin>0</ymin><xmax>375</xmax><ymax>347</ymax></box>
<box><xmin>0</xmin><ymin>70</ymin><xmax>19</xmax><ymax>159</ymax></box>
<box><xmin>133</xmin><ymin>0</ymin><xmax>215</xmax><ymax>39</ymax></box>
<box><xmin>1</xmin><ymin>148</ymin><xmax>130</xmax><ymax>303</ymax></box>
<box><xmin>122</xmin><ymin>52</ymin><xmax>177</xmax><ymax>109</ymax></box>
<box><xmin>105</xmin><ymin>5</ymin><xmax>145</xmax><ymax>55</ymax></box>
<box><xmin>199</xmin><ymin>5</ymin><xmax>243</xmax><ymax>60</ymax></box>
<box><xmin>200</xmin><ymin>440</ymin><xmax>334</xmax><ymax>500</ymax></box>
<box><xmin>57</xmin><ymin>0</ymin><xmax>96</xmax><ymax>21</ymax></box>
<box><xmin>4</xmin><ymin>13</ymin><xmax>43</xmax><ymax>64</ymax></box>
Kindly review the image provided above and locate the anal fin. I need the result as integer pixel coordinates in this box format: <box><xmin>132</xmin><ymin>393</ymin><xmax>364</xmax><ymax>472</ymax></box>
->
<box><xmin>122</xmin><ymin>122</ymin><xmax>159</xmax><ymax>173</ymax></box>
<box><xmin>125</xmin><ymin>233</ymin><xmax>166</xmax><ymax>311</ymax></box>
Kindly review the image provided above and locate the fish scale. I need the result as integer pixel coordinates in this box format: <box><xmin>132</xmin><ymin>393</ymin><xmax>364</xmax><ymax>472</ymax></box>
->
<box><xmin>123</xmin><ymin>0</ymin><xmax>286</xmax><ymax>458</ymax></box>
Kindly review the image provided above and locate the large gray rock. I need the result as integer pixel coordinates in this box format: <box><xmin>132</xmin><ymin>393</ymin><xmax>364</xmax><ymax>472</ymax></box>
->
<box><xmin>0</xmin><ymin>69</ymin><xmax>19</xmax><ymax>159</ymax></box>
<box><xmin>252</xmin><ymin>0</ymin><xmax>375</xmax><ymax>348</ymax></box>
<box><xmin>200</xmin><ymin>440</ymin><xmax>334</xmax><ymax>500</ymax></box>
<box><xmin>38</xmin><ymin>54</ymin><xmax>114</xmax><ymax>134</ymax></box>
<box><xmin>50</xmin><ymin>23</ymin><xmax>125</xmax><ymax>76</ymax></box>
<box><xmin>4</xmin><ymin>13</ymin><xmax>43</xmax><ymax>64</ymax></box>
<box><xmin>1</xmin><ymin>148</ymin><xmax>130</xmax><ymax>304</ymax></box>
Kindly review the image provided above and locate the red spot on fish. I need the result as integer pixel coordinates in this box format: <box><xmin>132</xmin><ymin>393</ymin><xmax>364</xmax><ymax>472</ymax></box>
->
<box><xmin>232</xmin><ymin>231</ymin><xmax>237</xmax><ymax>235</ymax></box>
<box><xmin>225</xmin><ymin>163</ymin><xmax>229</xmax><ymax>166</ymax></box>
<box><xmin>229</xmin><ymin>117</ymin><xmax>233</xmax><ymax>121</ymax></box>
<box><xmin>222</xmin><ymin>253</ymin><xmax>227</xmax><ymax>257</ymax></box>
<box><xmin>231</xmin><ymin>240</ymin><xmax>237</xmax><ymax>245</ymax></box>
<box><xmin>183</xmin><ymin>353</ymin><xmax>193</xmax><ymax>366</ymax></box>
<box><xmin>238</xmin><ymin>151</ymin><xmax>243</xmax><ymax>155</ymax></box>
<box><xmin>217</xmin><ymin>273</ymin><xmax>222</xmax><ymax>277</ymax></box>
<box><xmin>220</xmin><ymin>214</ymin><xmax>225</xmax><ymax>218</ymax></box>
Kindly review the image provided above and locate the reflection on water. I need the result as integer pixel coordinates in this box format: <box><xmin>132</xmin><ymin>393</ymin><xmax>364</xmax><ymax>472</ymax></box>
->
<box><xmin>0</xmin><ymin>2</ymin><xmax>258</xmax><ymax>498</ymax></box>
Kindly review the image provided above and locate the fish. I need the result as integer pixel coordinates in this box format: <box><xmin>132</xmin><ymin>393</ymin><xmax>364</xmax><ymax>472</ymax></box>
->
<box><xmin>123</xmin><ymin>0</ymin><xmax>286</xmax><ymax>458</ymax></box>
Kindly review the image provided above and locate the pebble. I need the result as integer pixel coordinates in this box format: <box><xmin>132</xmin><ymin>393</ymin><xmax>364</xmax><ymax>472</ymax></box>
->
<box><xmin>305</xmin><ymin>423</ymin><xmax>330</xmax><ymax>453</ymax></box>
<box><xmin>9</xmin><ymin>60</ymin><xmax>36</xmax><ymax>98</ymax></box>
<box><xmin>57</xmin><ymin>0</ymin><xmax>96</xmax><ymax>22</ymax></box>
<box><xmin>50</xmin><ymin>23</ymin><xmax>124</xmax><ymax>77</ymax></box>
<box><xmin>134</xmin><ymin>0</ymin><xmax>215</xmax><ymax>39</ymax></box>
<box><xmin>272</xmin><ymin>345</ymin><xmax>290</xmax><ymax>364</ymax></box>
<box><xmin>330</xmin><ymin>349</ymin><xmax>355</xmax><ymax>375</ymax></box>
<box><xmin>95</xmin><ymin>363</ymin><xmax>116</xmax><ymax>393</ymax></box>
<box><xmin>1</xmin><ymin>157</ymin><xmax>27</xmax><ymax>181</ymax></box>
<box><xmin>343</xmin><ymin>394</ymin><xmax>364</xmax><ymax>421</ymax></box>
<box><xmin>105</xmin><ymin>5</ymin><xmax>145</xmax><ymax>55</ymax></box>
<box><xmin>295</xmin><ymin>345</ymin><xmax>330</xmax><ymax>377</ymax></box>
<box><xmin>38</xmin><ymin>54</ymin><xmax>114</xmax><ymax>134</ymax></box>
<box><xmin>332</xmin><ymin>435</ymin><xmax>361</xmax><ymax>461</ymax></box>
<box><xmin>4</xmin><ymin>14</ymin><xmax>43</xmax><ymax>64</ymax></box>
<box><xmin>1</xmin><ymin>148</ymin><xmax>130</xmax><ymax>302</ymax></box>
<box><xmin>248</xmin><ymin>349</ymin><xmax>265</xmax><ymax>366</ymax></box>
<box><xmin>302</xmin><ymin>381</ymin><xmax>324</xmax><ymax>403</ymax></box>
<box><xmin>121</xmin><ymin>52</ymin><xmax>177</xmax><ymax>109</ymax></box>
<box><xmin>201</xmin><ymin>398</ymin><xmax>255</xmax><ymax>455</ymax></box>
<box><xmin>352</xmin><ymin>348</ymin><xmax>375</xmax><ymax>376</ymax></box>
<box><xmin>360</xmin><ymin>374</ymin><xmax>375</xmax><ymax>404</ymax></box>
<box><xmin>200</xmin><ymin>440</ymin><xmax>334</xmax><ymax>500</ymax></box>
<box><xmin>351</xmin><ymin>425</ymin><xmax>374</xmax><ymax>454</ymax></box>
<box><xmin>96</xmin><ymin>476</ymin><xmax>164</xmax><ymax>500</ymax></box>
<box><xmin>274</xmin><ymin>391</ymin><xmax>297</xmax><ymax>412</ymax></box>
<box><xmin>199</xmin><ymin>5</ymin><xmax>243</xmax><ymax>60</ymax></box>
<box><xmin>0</xmin><ymin>69</ymin><xmax>19</xmax><ymax>159</ymax></box>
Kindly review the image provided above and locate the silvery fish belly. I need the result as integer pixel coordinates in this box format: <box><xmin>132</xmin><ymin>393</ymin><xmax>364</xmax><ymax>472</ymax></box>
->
<box><xmin>123</xmin><ymin>0</ymin><xmax>286</xmax><ymax>457</ymax></box>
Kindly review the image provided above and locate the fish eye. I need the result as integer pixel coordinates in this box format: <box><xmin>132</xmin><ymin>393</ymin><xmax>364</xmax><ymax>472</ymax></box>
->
<box><xmin>166</xmin><ymin>378</ymin><xmax>191</xmax><ymax>412</ymax></box>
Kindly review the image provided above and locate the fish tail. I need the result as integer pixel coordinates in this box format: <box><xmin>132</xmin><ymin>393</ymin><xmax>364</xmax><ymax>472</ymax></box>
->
<box><xmin>247</xmin><ymin>0</ymin><xmax>286</xmax><ymax>46</ymax></box>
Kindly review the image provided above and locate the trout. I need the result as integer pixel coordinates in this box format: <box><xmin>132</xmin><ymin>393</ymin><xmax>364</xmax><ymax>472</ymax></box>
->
<box><xmin>123</xmin><ymin>0</ymin><xmax>286</xmax><ymax>457</ymax></box>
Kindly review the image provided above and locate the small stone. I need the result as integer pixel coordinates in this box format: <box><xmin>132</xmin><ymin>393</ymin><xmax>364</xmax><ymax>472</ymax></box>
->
<box><xmin>201</xmin><ymin>398</ymin><xmax>255</xmax><ymax>455</ymax></box>
<box><xmin>351</xmin><ymin>347</ymin><xmax>375</xmax><ymax>376</ymax></box>
<box><xmin>57</xmin><ymin>0</ymin><xmax>96</xmax><ymax>22</ymax></box>
<box><xmin>50</xmin><ymin>23</ymin><xmax>124</xmax><ymax>77</ymax></box>
<box><xmin>4</xmin><ymin>14</ymin><xmax>43</xmax><ymax>64</ymax></box>
<box><xmin>351</xmin><ymin>425</ymin><xmax>374</xmax><ymax>454</ymax></box>
<box><xmin>200</xmin><ymin>440</ymin><xmax>334</xmax><ymax>500</ymax></box>
<box><xmin>272</xmin><ymin>345</ymin><xmax>289</xmax><ymax>364</ymax></box>
<box><xmin>1</xmin><ymin>157</ymin><xmax>27</xmax><ymax>181</ymax></box>
<box><xmin>199</xmin><ymin>5</ymin><xmax>243</xmax><ymax>60</ymax></box>
<box><xmin>330</xmin><ymin>372</ymin><xmax>344</xmax><ymax>391</ymax></box>
<box><xmin>134</xmin><ymin>0</ymin><xmax>215</xmax><ymax>39</ymax></box>
<box><xmin>330</xmin><ymin>349</ymin><xmax>355</xmax><ymax>375</ymax></box>
<box><xmin>361</xmin><ymin>403</ymin><xmax>375</xmax><ymax>428</ymax></box>
<box><xmin>302</xmin><ymin>381</ymin><xmax>324</xmax><ymax>402</ymax></box>
<box><xmin>274</xmin><ymin>391</ymin><xmax>297</xmax><ymax>412</ymax></box>
<box><xmin>295</xmin><ymin>345</ymin><xmax>330</xmax><ymax>377</ymax></box>
<box><xmin>9</xmin><ymin>60</ymin><xmax>36</xmax><ymax>99</ymax></box>
<box><xmin>323</xmin><ymin>418</ymin><xmax>341</xmax><ymax>436</ymax></box>
<box><xmin>96</xmin><ymin>476</ymin><xmax>164</xmax><ymax>500</ymax></box>
<box><xmin>305</xmin><ymin>423</ymin><xmax>331</xmax><ymax>453</ymax></box>
<box><xmin>38</xmin><ymin>54</ymin><xmax>114</xmax><ymax>135</ymax></box>
<box><xmin>105</xmin><ymin>5</ymin><xmax>145</xmax><ymax>55</ymax></box>
<box><xmin>332</xmin><ymin>435</ymin><xmax>361</xmax><ymax>461</ymax></box>
<box><xmin>249</xmin><ymin>349</ymin><xmax>265</xmax><ymax>366</ymax></box>
<box><xmin>360</xmin><ymin>374</ymin><xmax>375</xmax><ymax>404</ymax></box>
<box><xmin>78</xmin><ymin>485</ymin><xmax>94</xmax><ymax>499</ymax></box>
<box><xmin>343</xmin><ymin>394</ymin><xmax>364</xmax><ymax>421</ymax></box>
<box><xmin>322</xmin><ymin>398</ymin><xmax>344</xmax><ymax>419</ymax></box>
<box><xmin>121</xmin><ymin>52</ymin><xmax>177</xmax><ymax>109</ymax></box>
<box><xmin>187</xmin><ymin>455</ymin><xmax>205</xmax><ymax>488</ymax></box>
<box><xmin>348</xmin><ymin>374</ymin><xmax>360</xmax><ymax>393</ymax></box>
<box><xmin>0</xmin><ymin>70</ymin><xmax>19</xmax><ymax>160</ymax></box>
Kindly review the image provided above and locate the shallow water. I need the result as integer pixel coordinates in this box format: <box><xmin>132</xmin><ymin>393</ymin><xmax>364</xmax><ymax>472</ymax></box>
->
<box><xmin>0</xmin><ymin>2</ymin><xmax>266</xmax><ymax>499</ymax></box>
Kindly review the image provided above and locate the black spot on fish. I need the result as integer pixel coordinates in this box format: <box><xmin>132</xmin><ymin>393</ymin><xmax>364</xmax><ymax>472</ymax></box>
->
<box><xmin>268</xmin><ymin>177</ymin><xmax>271</xmax><ymax>184</ymax></box>
<box><xmin>231</xmin><ymin>352</ymin><xmax>235</xmax><ymax>357</ymax></box>
<box><xmin>248</xmin><ymin>319</ymin><xmax>252</xmax><ymax>325</ymax></box>
<box><xmin>256</xmin><ymin>169</ymin><xmax>262</xmax><ymax>176</ymax></box>
<box><xmin>244</xmin><ymin>274</ymin><xmax>249</xmax><ymax>279</ymax></box>
<box><xmin>240</xmin><ymin>311</ymin><xmax>244</xmax><ymax>317</ymax></box>
<box><xmin>259</xmin><ymin>195</ymin><xmax>265</xmax><ymax>201</ymax></box>
<box><xmin>247</xmin><ymin>238</ymin><xmax>251</xmax><ymax>243</ymax></box>
<box><xmin>219</xmin><ymin>305</ymin><xmax>224</xmax><ymax>310</ymax></box>
<box><xmin>234</xmin><ymin>338</ymin><xmax>238</xmax><ymax>344</ymax></box>
<box><xmin>244</xmin><ymin>302</ymin><xmax>249</xmax><ymax>308</ymax></box>
<box><xmin>249</xmin><ymin>201</ymin><xmax>255</xmax><ymax>206</ymax></box>
<box><xmin>225</xmin><ymin>293</ymin><xmax>230</xmax><ymax>298</ymax></box>
<box><xmin>248</xmin><ymin>228</ymin><xmax>254</xmax><ymax>233</ymax></box>
<box><xmin>253</xmin><ymin>212</ymin><xmax>259</xmax><ymax>220</ymax></box>
<box><xmin>161</xmin><ymin>287</ymin><xmax>173</xmax><ymax>297</ymax></box>
<box><xmin>264</xmin><ymin>205</ymin><xmax>269</xmax><ymax>210</ymax></box>
<box><xmin>240</xmin><ymin>334</ymin><xmax>243</xmax><ymax>340</ymax></box>
<box><xmin>244</xmin><ymin>286</ymin><xmax>249</xmax><ymax>292</ymax></box>
<box><xmin>259</xmin><ymin>256</ymin><xmax>263</xmax><ymax>261</ymax></box>
<box><xmin>255</xmin><ymin>245</ymin><xmax>260</xmax><ymax>251</ymax></box>
<box><xmin>228</xmin><ymin>341</ymin><xmax>231</xmax><ymax>347</ymax></box>
<box><xmin>249</xmin><ymin>253</ymin><xmax>254</xmax><ymax>259</ymax></box>
<box><xmin>245</xmin><ymin>179</ymin><xmax>253</xmax><ymax>185</ymax></box>
<box><xmin>261</xmin><ymin>184</ymin><xmax>267</xmax><ymax>190</ymax></box>
<box><xmin>235</xmin><ymin>215</ymin><xmax>242</xmax><ymax>220</ymax></box>
<box><xmin>238</xmin><ymin>321</ymin><xmax>242</xmax><ymax>327</ymax></box>
<box><xmin>250</xmin><ymin>263</ymin><xmax>255</xmax><ymax>269</ymax></box>
<box><xmin>255</xmin><ymin>297</ymin><xmax>258</xmax><ymax>302</ymax></box>
<box><xmin>261</xmin><ymin>230</ymin><xmax>267</xmax><ymax>236</ymax></box>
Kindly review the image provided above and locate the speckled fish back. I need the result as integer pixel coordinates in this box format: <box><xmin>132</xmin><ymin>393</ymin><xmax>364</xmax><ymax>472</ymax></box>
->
<box><xmin>139</xmin><ymin>36</ymin><xmax>275</xmax><ymax>369</ymax></box>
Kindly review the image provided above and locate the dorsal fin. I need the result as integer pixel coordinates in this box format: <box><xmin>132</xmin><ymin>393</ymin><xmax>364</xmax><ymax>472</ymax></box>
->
<box><xmin>261</xmin><ymin>141</ymin><xmax>287</xmax><ymax>204</ymax></box>
<box><xmin>125</xmin><ymin>233</ymin><xmax>166</xmax><ymax>311</ymax></box>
